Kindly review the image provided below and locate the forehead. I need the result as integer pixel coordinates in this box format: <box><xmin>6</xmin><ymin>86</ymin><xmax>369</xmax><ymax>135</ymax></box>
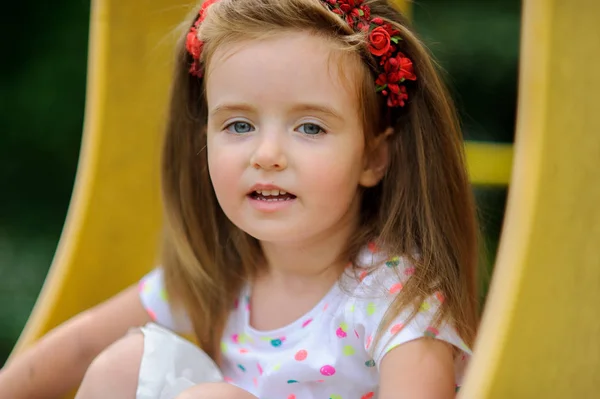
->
<box><xmin>205</xmin><ymin>31</ymin><xmax>363</xmax><ymax>114</ymax></box>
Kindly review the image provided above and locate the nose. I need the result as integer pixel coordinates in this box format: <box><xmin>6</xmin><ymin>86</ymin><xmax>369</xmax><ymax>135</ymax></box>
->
<box><xmin>250</xmin><ymin>131</ymin><xmax>287</xmax><ymax>171</ymax></box>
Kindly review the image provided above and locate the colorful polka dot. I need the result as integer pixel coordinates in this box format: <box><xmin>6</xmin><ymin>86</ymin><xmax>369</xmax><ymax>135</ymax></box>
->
<box><xmin>389</xmin><ymin>282</ymin><xmax>403</xmax><ymax>294</ymax></box>
<box><xmin>220</xmin><ymin>342</ymin><xmax>227</xmax><ymax>353</ymax></box>
<box><xmin>295</xmin><ymin>349</ymin><xmax>308</xmax><ymax>361</ymax></box>
<box><xmin>257</xmin><ymin>363</ymin><xmax>263</xmax><ymax>375</ymax></box>
<box><xmin>365</xmin><ymin>359</ymin><xmax>376</xmax><ymax>367</ymax></box>
<box><xmin>147</xmin><ymin>308</ymin><xmax>157</xmax><ymax>321</ymax></box>
<box><xmin>336</xmin><ymin>327</ymin><xmax>347</xmax><ymax>338</ymax></box>
<box><xmin>288</xmin><ymin>395</ymin><xmax>296</xmax><ymax>399</ymax></box>
<box><xmin>387</xmin><ymin>343</ymin><xmax>400</xmax><ymax>352</ymax></box>
<box><xmin>354</xmin><ymin>329</ymin><xmax>360</xmax><ymax>338</ymax></box>
<box><xmin>253</xmin><ymin>377</ymin><xmax>258</xmax><ymax>387</ymax></box>
<box><xmin>436</xmin><ymin>291</ymin><xmax>445</xmax><ymax>303</ymax></box>
<box><xmin>330</xmin><ymin>395</ymin><xmax>342</xmax><ymax>399</ymax></box>
<box><xmin>366</xmin><ymin>335</ymin><xmax>372</xmax><ymax>349</ymax></box>
<box><xmin>270</xmin><ymin>338</ymin><xmax>284</xmax><ymax>347</ymax></box>
<box><xmin>404</xmin><ymin>267</ymin><xmax>415</xmax><ymax>276</ymax></box>
<box><xmin>359</xmin><ymin>270</ymin><xmax>368</xmax><ymax>281</ymax></box>
<box><xmin>287</xmin><ymin>380</ymin><xmax>299</xmax><ymax>384</ymax></box>
<box><xmin>424</xmin><ymin>326</ymin><xmax>439</xmax><ymax>338</ymax></box>
<box><xmin>272</xmin><ymin>363</ymin><xmax>281</xmax><ymax>371</ymax></box>
<box><xmin>323</xmin><ymin>303</ymin><xmax>329</xmax><ymax>311</ymax></box>
<box><xmin>420</xmin><ymin>301</ymin><xmax>431</xmax><ymax>312</ymax></box>
<box><xmin>366</xmin><ymin>303</ymin><xmax>376</xmax><ymax>316</ymax></box>
<box><xmin>367</xmin><ymin>242</ymin><xmax>378</xmax><ymax>253</ymax></box>
<box><xmin>237</xmin><ymin>364</ymin><xmax>246</xmax><ymax>372</ymax></box>
<box><xmin>348</xmin><ymin>304</ymin><xmax>355</xmax><ymax>312</ymax></box>
<box><xmin>239</xmin><ymin>348</ymin><xmax>249</xmax><ymax>354</ymax></box>
<box><xmin>342</xmin><ymin>345</ymin><xmax>355</xmax><ymax>356</ymax></box>
<box><xmin>231</xmin><ymin>334</ymin><xmax>239</xmax><ymax>343</ymax></box>
<box><xmin>302</xmin><ymin>318</ymin><xmax>313</xmax><ymax>328</ymax></box>
<box><xmin>320</xmin><ymin>365</ymin><xmax>336</xmax><ymax>376</ymax></box>
<box><xmin>385</xmin><ymin>257</ymin><xmax>400</xmax><ymax>267</ymax></box>
<box><xmin>390</xmin><ymin>323</ymin><xmax>404</xmax><ymax>334</ymax></box>
<box><xmin>361</xmin><ymin>392</ymin><xmax>375</xmax><ymax>399</ymax></box>
<box><xmin>159</xmin><ymin>288</ymin><xmax>168</xmax><ymax>301</ymax></box>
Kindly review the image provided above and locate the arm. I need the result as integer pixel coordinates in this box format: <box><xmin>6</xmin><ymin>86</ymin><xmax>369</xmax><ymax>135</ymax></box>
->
<box><xmin>378</xmin><ymin>338</ymin><xmax>456</xmax><ymax>399</ymax></box>
<box><xmin>0</xmin><ymin>285</ymin><xmax>152</xmax><ymax>399</ymax></box>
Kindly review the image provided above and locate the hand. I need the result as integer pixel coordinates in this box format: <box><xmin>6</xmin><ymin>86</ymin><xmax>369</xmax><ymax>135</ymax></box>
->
<box><xmin>176</xmin><ymin>382</ymin><xmax>258</xmax><ymax>399</ymax></box>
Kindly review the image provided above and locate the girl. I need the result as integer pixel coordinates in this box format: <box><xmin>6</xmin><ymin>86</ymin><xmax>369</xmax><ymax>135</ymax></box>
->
<box><xmin>0</xmin><ymin>0</ymin><xmax>479</xmax><ymax>398</ymax></box>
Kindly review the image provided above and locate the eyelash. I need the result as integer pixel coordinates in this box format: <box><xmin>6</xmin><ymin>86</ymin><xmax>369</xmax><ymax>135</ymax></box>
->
<box><xmin>222</xmin><ymin>121</ymin><xmax>328</xmax><ymax>137</ymax></box>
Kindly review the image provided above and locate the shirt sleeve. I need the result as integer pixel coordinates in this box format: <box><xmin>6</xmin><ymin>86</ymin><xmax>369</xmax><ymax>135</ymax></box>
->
<box><xmin>349</xmin><ymin>256</ymin><xmax>472</xmax><ymax>371</ymax></box>
<box><xmin>138</xmin><ymin>268</ymin><xmax>192</xmax><ymax>334</ymax></box>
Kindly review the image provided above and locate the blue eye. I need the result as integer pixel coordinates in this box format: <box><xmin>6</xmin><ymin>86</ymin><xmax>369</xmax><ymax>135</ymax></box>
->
<box><xmin>298</xmin><ymin>123</ymin><xmax>325</xmax><ymax>136</ymax></box>
<box><xmin>226</xmin><ymin>121</ymin><xmax>254</xmax><ymax>134</ymax></box>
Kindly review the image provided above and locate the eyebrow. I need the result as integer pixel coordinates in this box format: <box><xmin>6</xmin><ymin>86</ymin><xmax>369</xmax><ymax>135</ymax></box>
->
<box><xmin>209</xmin><ymin>103</ymin><xmax>256</xmax><ymax>118</ymax></box>
<box><xmin>209</xmin><ymin>103</ymin><xmax>344</xmax><ymax>121</ymax></box>
<box><xmin>290</xmin><ymin>104</ymin><xmax>344</xmax><ymax>121</ymax></box>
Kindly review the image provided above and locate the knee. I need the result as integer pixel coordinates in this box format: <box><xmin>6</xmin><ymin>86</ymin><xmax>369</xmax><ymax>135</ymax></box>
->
<box><xmin>176</xmin><ymin>383</ymin><xmax>256</xmax><ymax>399</ymax></box>
<box><xmin>76</xmin><ymin>332</ymin><xmax>144</xmax><ymax>399</ymax></box>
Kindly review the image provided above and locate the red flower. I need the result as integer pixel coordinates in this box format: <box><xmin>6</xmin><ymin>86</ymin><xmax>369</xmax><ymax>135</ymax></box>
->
<box><xmin>368</xmin><ymin>26</ymin><xmax>392</xmax><ymax>57</ymax></box>
<box><xmin>390</xmin><ymin>53</ymin><xmax>417</xmax><ymax>81</ymax></box>
<box><xmin>185</xmin><ymin>27</ymin><xmax>203</xmax><ymax>60</ymax></box>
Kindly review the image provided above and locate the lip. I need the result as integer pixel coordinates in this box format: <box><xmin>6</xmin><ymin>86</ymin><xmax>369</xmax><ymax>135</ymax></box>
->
<box><xmin>247</xmin><ymin>183</ymin><xmax>297</xmax><ymax>213</ymax></box>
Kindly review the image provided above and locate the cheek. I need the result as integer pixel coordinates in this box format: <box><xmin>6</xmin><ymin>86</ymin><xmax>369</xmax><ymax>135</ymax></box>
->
<box><xmin>207</xmin><ymin>139</ymin><xmax>244</xmax><ymax>201</ymax></box>
<box><xmin>303</xmin><ymin>143</ymin><xmax>364</xmax><ymax>200</ymax></box>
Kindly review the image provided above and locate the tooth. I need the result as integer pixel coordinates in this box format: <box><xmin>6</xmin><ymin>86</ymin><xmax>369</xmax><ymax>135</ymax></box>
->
<box><xmin>263</xmin><ymin>190</ymin><xmax>271</xmax><ymax>196</ymax></box>
<box><xmin>279</xmin><ymin>190</ymin><xmax>286</xmax><ymax>195</ymax></box>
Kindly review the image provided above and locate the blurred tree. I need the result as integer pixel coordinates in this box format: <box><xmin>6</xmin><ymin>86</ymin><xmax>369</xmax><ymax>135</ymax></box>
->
<box><xmin>0</xmin><ymin>1</ymin><xmax>90</xmax><ymax>364</ymax></box>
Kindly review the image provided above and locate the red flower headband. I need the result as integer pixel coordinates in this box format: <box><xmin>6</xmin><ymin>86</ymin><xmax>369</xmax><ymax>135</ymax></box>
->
<box><xmin>185</xmin><ymin>0</ymin><xmax>417</xmax><ymax>108</ymax></box>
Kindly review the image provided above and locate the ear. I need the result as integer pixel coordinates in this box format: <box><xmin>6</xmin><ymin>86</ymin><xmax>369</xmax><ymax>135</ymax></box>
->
<box><xmin>359</xmin><ymin>127</ymin><xmax>393</xmax><ymax>188</ymax></box>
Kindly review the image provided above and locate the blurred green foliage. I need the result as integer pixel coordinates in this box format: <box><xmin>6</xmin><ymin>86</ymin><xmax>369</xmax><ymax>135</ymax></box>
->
<box><xmin>0</xmin><ymin>0</ymin><xmax>518</xmax><ymax>365</ymax></box>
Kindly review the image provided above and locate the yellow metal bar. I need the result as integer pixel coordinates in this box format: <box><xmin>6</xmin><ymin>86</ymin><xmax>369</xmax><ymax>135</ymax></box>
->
<box><xmin>461</xmin><ymin>0</ymin><xmax>600</xmax><ymax>397</ymax></box>
<box><xmin>10</xmin><ymin>0</ymin><xmax>191</xmax><ymax>356</ymax></box>
<box><xmin>392</xmin><ymin>0</ymin><xmax>514</xmax><ymax>187</ymax></box>
<box><xmin>465</xmin><ymin>141</ymin><xmax>513</xmax><ymax>186</ymax></box>
<box><xmin>389</xmin><ymin>0</ymin><xmax>411</xmax><ymax>17</ymax></box>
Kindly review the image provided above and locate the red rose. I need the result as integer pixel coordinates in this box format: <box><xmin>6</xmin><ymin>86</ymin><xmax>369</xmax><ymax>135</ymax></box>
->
<box><xmin>368</xmin><ymin>26</ymin><xmax>391</xmax><ymax>57</ymax></box>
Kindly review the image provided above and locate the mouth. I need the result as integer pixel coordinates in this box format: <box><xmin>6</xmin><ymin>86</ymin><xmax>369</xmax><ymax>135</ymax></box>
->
<box><xmin>248</xmin><ymin>188</ymin><xmax>297</xmax><ymax>202</ymax></box>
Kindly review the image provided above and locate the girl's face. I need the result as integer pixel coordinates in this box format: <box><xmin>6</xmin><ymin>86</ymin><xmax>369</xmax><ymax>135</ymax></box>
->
<box><xmin>205</xmin><ymin>31</ymin><xmax>380</xmax><ymax>246</ymax></box>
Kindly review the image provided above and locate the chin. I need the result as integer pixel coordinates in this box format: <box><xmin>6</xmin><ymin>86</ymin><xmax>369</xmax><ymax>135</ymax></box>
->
<box><xmin>237</xmin><ymin>221</ymin><xmax>315</xmax><ymax>245</ymax></box>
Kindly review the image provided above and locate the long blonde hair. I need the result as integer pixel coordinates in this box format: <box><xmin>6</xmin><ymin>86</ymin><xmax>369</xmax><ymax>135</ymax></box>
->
<box><xmin>161</xmin><ymin>0</ymin><xmax>479</xmax><ymax>362</ymax></box>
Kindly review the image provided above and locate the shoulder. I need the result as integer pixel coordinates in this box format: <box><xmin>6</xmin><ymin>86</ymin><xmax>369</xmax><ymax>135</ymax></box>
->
<box><xmin>138</xmin><ymin>267</ymin><xmax>192</xmax><ymax>333</ymax></box>
<box><xmin>336</xmin><ymin>248</ymin><xmax>471</xmax><ymax>366</ymax></box>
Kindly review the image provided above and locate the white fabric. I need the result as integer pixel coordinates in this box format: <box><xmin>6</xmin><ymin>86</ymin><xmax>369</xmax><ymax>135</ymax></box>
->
<box><xmin>135</xmin><ymin>323</ymin><xmax>223</xmax><ymax>399</ymax></box>
<box><xmin>138</xmin><ymin>249</ymin><xmax>471</xmax><ymax>398</ymax></box>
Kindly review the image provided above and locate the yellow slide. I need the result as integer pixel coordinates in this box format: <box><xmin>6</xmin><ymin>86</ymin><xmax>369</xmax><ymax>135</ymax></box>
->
<box><xmin>10</xmin><ymin>0</ymin><xmax>600</xmax><ymax>398</ymax></box>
